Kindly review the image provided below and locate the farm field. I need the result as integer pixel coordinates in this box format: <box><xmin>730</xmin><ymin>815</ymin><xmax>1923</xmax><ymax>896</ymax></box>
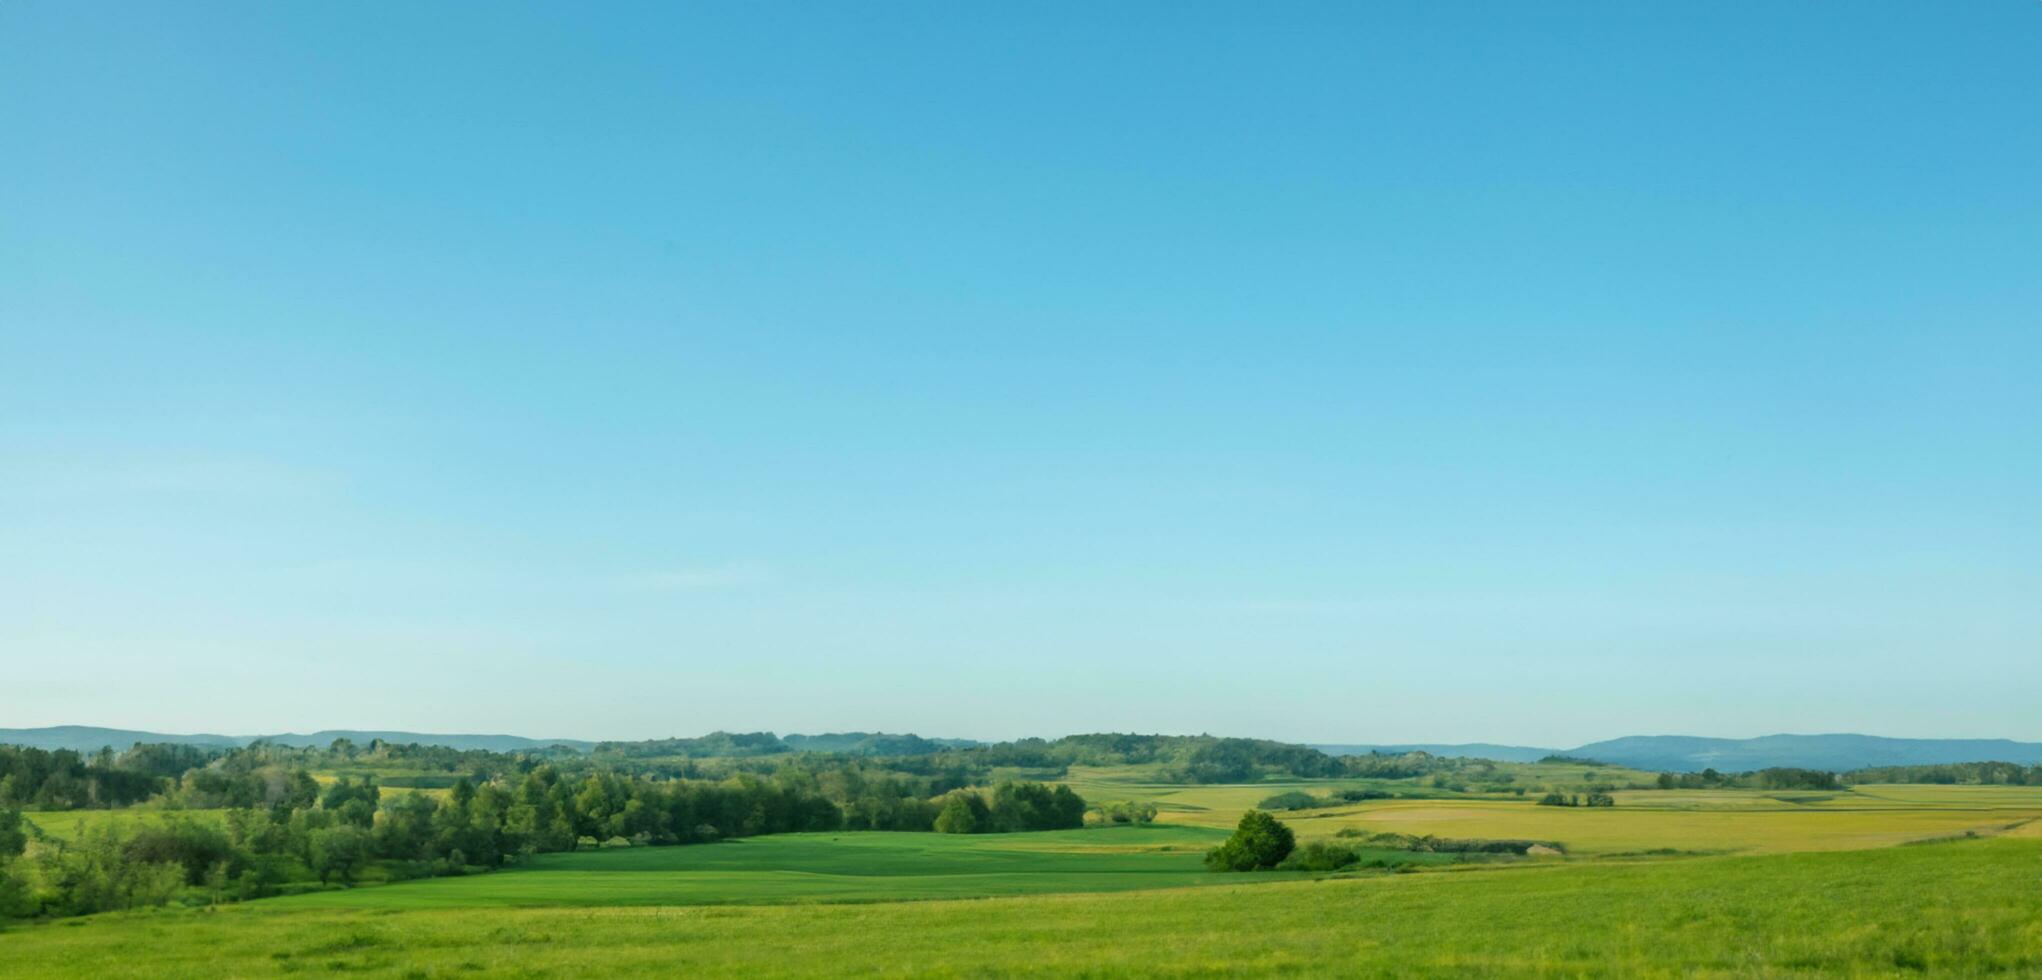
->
<box><xmin>261</xmin><ymin>825</ymin><xmax>1443</xmax><ymax>909</ymax></box>
<box><xmin>1063</xmin><ymin>775</ymin><xmax>2042</xmax><ymax>856</ymax></box>
<box><xmin>2</xmin><ymin>835</ymin><xmax>2035</xmax><ymax>977</ymax></box>
<box><xmin>9</xmin><ymin>755</ymin><xmax>2041</xmax><ymax>976</ymax></box>
<box><xmin>1289</xmin><ymin>798</ymin><xmax>2042</xmax><ymax>856</ymax></box>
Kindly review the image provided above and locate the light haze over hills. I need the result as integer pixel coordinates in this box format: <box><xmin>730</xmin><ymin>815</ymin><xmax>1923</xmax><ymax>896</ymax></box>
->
<box><xmin>8</xmin><ymin>726</ymin><xmax>2041</xmax><ymax>773</ymax></box>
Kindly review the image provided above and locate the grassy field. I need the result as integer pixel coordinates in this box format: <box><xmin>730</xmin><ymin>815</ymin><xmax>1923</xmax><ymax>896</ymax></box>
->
<box><xmin>12</xmin><ymin>777</ymin><xmax>2040</xmax><ymax>976</ymax></box>
<box><xmin>261</xmin><ymin>825</ymin><xmax>1453</xmax><ymax>909</ymax></box>
<box><xmin>2</xmin><ymin>836</ymin><xmax>2034</xmax><ymax>977</ymax></box>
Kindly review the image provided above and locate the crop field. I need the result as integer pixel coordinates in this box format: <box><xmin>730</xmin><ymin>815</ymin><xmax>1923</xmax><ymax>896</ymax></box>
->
<box><xmin>9</xmin><ymin>776</ymin><xmax>2040</xmax><ymax>977</ymax></box>
<box><xmin>1290</xmin><ymin>798</ymin><xmax>2042</xmax><ymax>856</ymax></box>
<box><xmin>260</xmin><ymin>825</ymin><xmax>1444</xmax><ymax>909</ymax></box>
<box><xmin>1060</xmin><ymin>760</ymin><xmax>1664</xmax><ymax>825</ymax></box>
<box><xmin>2</xmin><ymin>836</ymin><xmax>2035</xmax><ymax>977</ymax></box>
<box><xmin>1060</xmin><ymin>774</ymin><xmax>2042</xmax><ymax>856</ymax></box>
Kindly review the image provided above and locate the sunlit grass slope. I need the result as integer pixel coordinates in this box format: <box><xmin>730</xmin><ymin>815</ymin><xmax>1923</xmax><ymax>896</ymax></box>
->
<box><xmin>4</xmin><ymin>837</ymin><xmax>2035</xmax><ymax>978</ymax></box>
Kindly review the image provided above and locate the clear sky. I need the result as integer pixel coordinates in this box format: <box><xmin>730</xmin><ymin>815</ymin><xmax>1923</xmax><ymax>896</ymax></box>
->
<box><xmin>4</xmin><ymin>2</ymin><xmax>2037</xmax><ymax>746</ymax></box>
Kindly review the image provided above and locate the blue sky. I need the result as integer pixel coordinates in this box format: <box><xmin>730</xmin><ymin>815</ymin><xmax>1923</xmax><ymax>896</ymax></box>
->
<box><xmin>3</xmin><ymin>2</ymin><xmax>2037</xmax><ymax>745</ymax></box>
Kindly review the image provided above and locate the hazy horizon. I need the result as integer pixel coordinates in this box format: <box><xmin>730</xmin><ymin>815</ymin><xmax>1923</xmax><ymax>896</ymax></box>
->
<box><xmin>6</xmin><ymin>2</ymin><xmax>2038</xmax><ymax>745</ymax></box>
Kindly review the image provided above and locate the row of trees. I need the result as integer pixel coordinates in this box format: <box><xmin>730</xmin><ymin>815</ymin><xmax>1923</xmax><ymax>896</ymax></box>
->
<box><xmin>0</xmin><ymin>766</ymin><xmax>1090</xmax><ymax>920</ymax></box>
<box><xmin>0</xmin><ymin>746</ymin><xmax>168</xmax><ymax>810</ymax></box>
<box><xmin>933</xmin><ymin>782</ymin><xmax>1086</xmax><ymax>834</ymax></box>
<box><xmin>1537</xmin><ymin>792</ymin><xmax>1615</xmax><ymax>807</ymax></box>
<box><xmin>1653</xmin><ymin>767</ymin><xmax>1841</xmax><ymax>791</ymax></box>
<box><xmin>1844</xmin><ymin>762</ymin><xmax>2042</xmax><ymax>786</ymax></box>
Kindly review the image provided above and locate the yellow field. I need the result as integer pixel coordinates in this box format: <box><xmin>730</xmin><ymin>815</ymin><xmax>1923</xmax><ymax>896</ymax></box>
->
<box><xmin>1060</xmin><ymin>771</ymin><xmax>2042</xmax><ymax>857</ymax></box>
<box><xmin>1296</xmin><ymin>800</ymin><xmax>2037</xmax><ymax>855</ymax></box>
<box><xmin>26</xmin><ymin>779</ymin><xmax>2040</xmax><ymax>862</ymax></box>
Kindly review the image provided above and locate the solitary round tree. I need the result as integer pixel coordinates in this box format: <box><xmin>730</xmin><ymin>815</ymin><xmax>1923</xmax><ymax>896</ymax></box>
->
<box><xmin>1205</xmin><ymin>809</ymin><xmax>1296</xmax><ymax>871</ymax></box>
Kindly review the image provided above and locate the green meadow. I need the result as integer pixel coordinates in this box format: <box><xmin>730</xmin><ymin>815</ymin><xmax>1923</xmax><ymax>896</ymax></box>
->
<box><xmin>261</xmin><ymin>825</ymin><xmax>1448</xmax><ymax>909</ymax></box>
<box><xmin>9</xmin><ymin>747</ymin><xmax>2042</xmax><ymax>976</ymax></box>
<box><xmin>2</xmin><ymin>836</ymin><xmax>2035</xmax><ymax>977</ymax></box>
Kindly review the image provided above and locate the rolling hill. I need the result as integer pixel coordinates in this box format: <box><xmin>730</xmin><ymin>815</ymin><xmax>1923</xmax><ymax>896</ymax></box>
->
<box><xmin>0</xmin><ymin>726</ymin><xmax>592</xmax><ymax>753</ymax></box>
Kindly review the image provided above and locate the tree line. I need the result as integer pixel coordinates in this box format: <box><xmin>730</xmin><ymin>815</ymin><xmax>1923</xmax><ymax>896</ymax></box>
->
<box><xmin>0</xmin><ymin>762</ymin><xmax>1084</xmax><ymax>921</ymax></box>
<box><xmin>1844</xmin><ymin>762</ymin><xmax>2042</xmax><ymax>786</ymax></box>
<box><xmin>1652</xmin><ymin>767</ymin><xmax>1840</xmax><ymax>791</ymax></box>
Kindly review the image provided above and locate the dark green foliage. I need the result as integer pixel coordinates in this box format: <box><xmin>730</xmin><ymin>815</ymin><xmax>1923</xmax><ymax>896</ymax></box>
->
<box><xmin>1536</xmin><ymin>791</ymin><xmax>1612</xmax><ymax>808</ymax></box>
<box><xmin>1277</xmin><ymin>840</ymin><xmax>1360</xmax><ymax>871</ymax></box>
<box><xmin>120</xmin><ymin>817</ymin><xmax>237</xmax><ymax>885</ymax></box>
<box><xmin>595</xmin><ymin>731</ymin><xmax>790</xmax><ymax>759</ymax></box>
<box><xmin>0</xmin><ymin>808</ymin><xmax>26</xmax><ymax>857</ymax></box>
<box><xmin>1094</xmin><ymin>800</ymin><xmax>1159</xmax><ymax>824</ymax></box>
<box><xmin>934</xmin><ymin>793</ymin><xmax>992</xmax><ymax>834</ymax></box>
<box><xmin>320</xmin><ymin>777</ymin><xmax>381</xmax><ymax>827</ymax></box>
<box><xmin>1204</xmin><ymin>810</ymin><xmax>1295</xmax><ymax>871</ymax></box>
<box><xmin>781</xmin><ymin>733</ymin><xmax>949</xmax><ymax>756</ymax></box>
<box><xmin>934</xmin><ymin>782</ymin><xmax>1085</xmax><ymax>834</ymax></box>
<box><xmin>1332</xmin><ymin>787</ymin><xmax>1391</xmax><ymax>801</ymax></box>
<box><xmin>0</xmin><ymin>746</ymin><xmax>165</xmax><ymax>809</ymax></box>
<box><xmin>1846</xmin><ymin>762</ymin><xmax>2042</xmax><ymax>786</ymax></box>
<box><xmin>1654</xmin><ymin>767</ymin><xmax>1840</xmax><ymax>791</ymax></box>
<box><xmin>1256</xmin><ymin>791</ymin><xmax>1325</xmax><ymax>811</ymax></box>
<box><xmin>1753</xmin><ymin>768</ymin><xmax>1840</xmax><ymax>791</ymax></box>
<box><xmin>1335</xmin><ymin>829</ymin><xmax>1563</xmax><ymax>855</ymax></box>
<box><xmin>308</xmin><ymin>825</ymin><xmax>373</xmax><ymax>883</ymax></box>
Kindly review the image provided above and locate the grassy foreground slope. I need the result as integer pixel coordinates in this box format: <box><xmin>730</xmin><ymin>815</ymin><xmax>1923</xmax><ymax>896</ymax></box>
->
<box><xmin>4</xmin><ymin>838</ymin><xmax>2036</xmax><ymax>978</ymax></box>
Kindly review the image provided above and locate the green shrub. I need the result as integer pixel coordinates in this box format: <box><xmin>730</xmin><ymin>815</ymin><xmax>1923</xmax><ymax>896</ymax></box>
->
<box><xmin>1256</xmin><ymin>791</ymin><xmax>1323</xmax><ymax>811</ymax></box>
<box><xmin>1277</xmin><ymin>841</ymin><xmax>1359</xmax><ymax>871</ymax></box>
<box><xmin>1205</xmin><ymin>810</ymin><xmax>1295</xmax><ymax>871</ymax></box>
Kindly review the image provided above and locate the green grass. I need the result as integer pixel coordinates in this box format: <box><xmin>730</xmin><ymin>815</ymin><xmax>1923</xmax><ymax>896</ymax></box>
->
<box><xmin>14</xmin><ymin>776</ymin><xmax>2041</xmax><ymax>975</ymax></box>
<box><xmin>3</xmin><ymin>837</ymin><xmax>2035</xmax><ymax>977</ymax></box>
<box><xmin>263</xmin><ymin>825</ymin><xmax>1452</xmax><ymax>909</ymax></box>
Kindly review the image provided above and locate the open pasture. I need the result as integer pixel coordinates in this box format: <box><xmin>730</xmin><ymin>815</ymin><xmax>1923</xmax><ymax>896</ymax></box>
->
<box><xmin>3</xmin><ymin>836</ymin><xmax>2034</xmax><ymax>977</ymax></box>
<box><xmin>263</xmin><ymin>825</ymin><xmax>1449</xmax><ymax>910</ymax></box>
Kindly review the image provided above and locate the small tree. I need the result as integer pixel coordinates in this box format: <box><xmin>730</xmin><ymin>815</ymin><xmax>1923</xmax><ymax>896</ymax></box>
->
<box><xmin>1277</xmin><ymin>840</ymin><xmax>1359</xmax><ymax>872</ymax></box>
<box><xmin>933</xmin><ymin>793</ymin><xmax>990</xmax><ymax>834</ymax></box>
<box><xmin>0</xmin><ymin>808</ymin><xmax>26</xmax><ymax>858</ymax></box>
<box><xmin>308</xmin><ymin>825</ymin><xmax>372</xmax><ymax>884</ymax></box>
<box><xmin>1205</xmin><ymin>810</ymin><xmax>1295</xmax><ymax>871</ymax></box>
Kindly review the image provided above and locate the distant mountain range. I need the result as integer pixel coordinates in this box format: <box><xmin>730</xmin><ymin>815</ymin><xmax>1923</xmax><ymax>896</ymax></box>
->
<box><xmin>1313</xmin><ymin>742</ymin><xmax>1559</xmax><ymax>763</ymax></box>
<box><xmin>0</xmin><ymin>726</ymin><xmax>981</xmax><ymax>757</ymax></box>
<box><xmin>0</xmin><ymin>726</ymin><xmax>593</xmax><ymax>754</ymax></box>
<box><xmin>1316</xmin><ymin>734</ymin><xmax>2042</xmax><ymax>772</ymax></box>
<box><xmin>5</xmin><ymin>726</ymin><xmax>2038</xmax><ymax>773</ymax></box>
